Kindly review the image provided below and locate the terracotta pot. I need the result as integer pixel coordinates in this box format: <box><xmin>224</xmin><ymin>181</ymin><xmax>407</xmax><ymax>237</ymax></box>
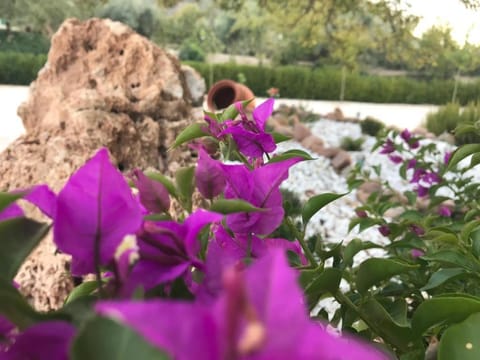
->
<box><xmin>206</xmin><ymin>79</ymin><xmax>255</xmax><ymax>111</ymax></box>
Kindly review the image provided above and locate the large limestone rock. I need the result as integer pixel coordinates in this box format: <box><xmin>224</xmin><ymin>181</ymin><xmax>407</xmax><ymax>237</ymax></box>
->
<box><xmin>0</xmin><ymin>18</ymin><xmax>198</xmax><ymax>311</ymax></box>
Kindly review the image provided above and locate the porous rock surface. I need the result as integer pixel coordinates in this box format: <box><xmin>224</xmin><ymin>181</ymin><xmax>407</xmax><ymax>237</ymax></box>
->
<box><xmin>0</xmin><ymin>18</ymin><xmax>199</xmax><ymax>311</ymax></box>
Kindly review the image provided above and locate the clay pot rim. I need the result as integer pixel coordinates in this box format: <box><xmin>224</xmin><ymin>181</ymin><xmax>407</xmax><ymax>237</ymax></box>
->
<box><xmin>207</xmin><ymin>79</ymin><xmax>240</xmax><ymax>111</ymax></box>
<box><xmin>207</xmin><ymin>79</ymin><xmax>255</xmax><ymax>111</ymax></box>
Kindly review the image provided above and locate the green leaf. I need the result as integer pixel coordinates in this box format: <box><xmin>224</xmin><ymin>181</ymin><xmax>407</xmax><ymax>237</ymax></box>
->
<box><xmin>220</xmin><ymin>102</ymin><xmax>240</xmax><ymax>121</ymax></box>
<box><xmin>175</xmin><ymin>166</ymin><xmax>195</xmax><ymax>211</ymax></box>
<box><xmin>65</xmin><ymin>281</ymin><xmax>98</xmax><ymax>305</ymax></box>
<box><xmin>71</xmin><ymin>317</ymin><xmax>169</xmax><ymax>360</ymax></box>
<box><xmin>342</xmin><ymin>239</ymin><xmax>381</xmax><ymax>269</ymax></box>
<box><xmin>472</xmin><ymin>228</ymin><xmax>480</xmax><ymax>258</ymax></box>
<box><xmin>454</xmin><ymin>123</ymin><xmax>478</xmax><ymax>137</ymax></box>
<box><xmin>425</xmin><ymin>229</ymin><xmax>458</xmax><ymax>244</ymax></box>
<box><xmin>219</xmin><ymin>98</ymin><xmax>253</xmax><ymax>121</ymax></box>
<box><xmin>460</xmin><ymin>220</ymin><xmax>480</xmax><ymax>243</ymax></box>
<box><xmin>404</xmin><ymin>191</ymin><xmax>417</xmax><ymax>206</ymax></box>
<box><xmin>144</xmin><ymin>172</ymin><xmax>177</xmax><ymax>198</ymax></box>
<box><xmin>0</xmin><ymin>191</ymin><xmax>24</xmax><ymax>213</ymax></box>
<box><xmin>0</xmin><ymin>218</ymin><xmax>50</xmax><ymax>280</ymax></box>
<box><xmin>302</xmin><ymin>192</ymin><xmax>346</xmax><ymax>227</ymax></box>
<box><xmin>144</xmin><ymin>213</ymin><xmax>172</xmax><ymax>221</ymax></box>
<box><xmin>0</xmin><ymin>277</ymin><xmax>43</xmax><ymax>329</ymax></box>
<box><xmin>271</xmin><ymin>132</ymin><xmax>291</xmax><ymax>143</ymax></box>
<box><xmin>299</xmin><ymin>266</ymin><xmax>322</xmax><ymax>289</ymax></box>
<box><xmin>268</xmin><ymin>149</ymin><xmax>314</xmax><ymax>163</ymax></box>
<box><xmin>422</xmin><ymin>250</ymin><xmax>480</xmax><ymax>272</ymax></box>
<box><xmin>170</xmin><ymin>123</ymin><xmax>207</xmax><ymax>149</ymax></box>
<box><xmin>438</xmin><ymin>312</ymin><xmax>480</xmax><ymax>360</ymax></box>
<box><xmin>447</xmin><ymin>144</ymin><xmax>480</xmax><ymax>171</ymax></box>
<box><xmin>421</xmin><ymin>268</ymin><xmax>468</xmax><ymax>291</ymax></box>
<box><xmin>380</xmin><ymin>297</ymin><xmax>408</xmax><ymax>327</ymax></box>
<box><xmin>412</xmin><ymin>296</ymin><xmax>480</xmax><ymax>335</ymax></box>
<box><xmin>209</xmin><ymin>199</ymin><xmax>265</xmax><ymax>214</ymax></box>
<box><xmin>203</xmin><ymin>110</ymin><xmax>218</xmax><ymax>122</ymax></box>
<box><xmin>398</xmin><ymin>210</ymin><xmax>423</xmax><ymax>221</ymax></box>
<box><xmin>304</xmin><ymin>268</ymin><xmax>342</xmax><ymax>311</ymax></box>
<box><xmin>57</xmin><ymin>296</ymin><xmax>96</xmax><ymax>327</ymax></box>
<box><xmin>469</xmin><ymin>153</ymin><xmax>480</xmax><ymax>169</ymax></box>
<box><xmin>356</xmin><ymin>258</ymin><xmax>419</xmax><ymax>294</ymax></box>
<box><xmin>348</xmin><ymin>217</ymin><xmax>381</xmax><ymax>232</ymax></box>
<box><xmin>358</xmin><ymin>297</ymin><xmax>417</xmax><ymax>352</ymax></box>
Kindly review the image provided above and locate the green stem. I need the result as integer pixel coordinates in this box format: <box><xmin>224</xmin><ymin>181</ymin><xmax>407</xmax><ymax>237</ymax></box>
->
<box><xmin>286</xmin><ymin>217</ymin><xmax>317</xmax><ymax>266</ymax></box>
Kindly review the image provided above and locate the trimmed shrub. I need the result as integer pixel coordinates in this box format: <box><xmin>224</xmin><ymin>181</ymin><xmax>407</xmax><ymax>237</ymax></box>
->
<box><xmin>360</xmin><ymin>116</ymin><xmax>385</xmax><ymax>136</ymax></box>
<box><xmin>426</xmin><ymin>102</ymin><xmax>480</xmax><ymax>144</ymax></box>
<box><xmin>340</xmin><ymin>136</ymin><xmax>365</xmax><ymax>151</ymax></box>
<box><xmin>179</xmin><ymin>41</ymin><xmax>205</xmax><ymax>62</ymax></box>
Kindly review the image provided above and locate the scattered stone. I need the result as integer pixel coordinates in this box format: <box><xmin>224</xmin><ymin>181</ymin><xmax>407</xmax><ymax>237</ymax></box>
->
<box><xmin>301</xmin><ymin>135</ymin><xmax>324</xmax><ymax>153</ymax></box>
<box><xmin>316</xmin><ymin>146</ymin><xmax>341</xmax><ymax>159</ymax></box>
<box><xmin>325</xmin><ymin>107</ymin><xmax>344</xmax><ymax>121</ymax></box>
<box><xmin>331</xmin><ymin>150</ymin><xmax>352</xmax><ymax>172</ymax></box>
<box><xmin>356</xmin><ymin>181</ymin><xmax>382</xmax><ymax>203</ymax></box>
<box><xmin>273</xmin><ymin>124</ymin><xmax>294</xmax><ymax>137</ymax></box>
<box><xmin>293</xmin><ymin>122</ymin><xmax>312</xmax><ymax>142</ymax></box>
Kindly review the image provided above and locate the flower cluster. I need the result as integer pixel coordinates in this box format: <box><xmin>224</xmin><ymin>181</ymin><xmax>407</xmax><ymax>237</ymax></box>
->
<box><xmin>0</xmin><ymin>99</ymin><xmax>388</xmax><ymax>359</ymax></box>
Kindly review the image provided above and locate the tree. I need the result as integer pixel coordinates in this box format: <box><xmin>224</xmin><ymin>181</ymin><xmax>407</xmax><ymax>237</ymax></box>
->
<box><xmin>408</xmin><ymin>25</ymin><xmax>459</xmax><ymax>79</ymax></box>
<box><xmin>97</xmin><ymin>0</ymin><xmax>160</xmax><ymax>38</ymax></box>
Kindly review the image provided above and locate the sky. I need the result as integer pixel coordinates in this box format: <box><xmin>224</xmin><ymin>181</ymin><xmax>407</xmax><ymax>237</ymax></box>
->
<box><xmin>405</xmin><ymin>0</ymin><xmax>480</xmax><ymax>44</ymax></box>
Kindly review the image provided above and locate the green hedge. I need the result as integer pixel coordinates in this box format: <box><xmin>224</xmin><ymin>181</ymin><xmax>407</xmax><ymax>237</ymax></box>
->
<box><xmin>185</xmin><ymin>62</ymin><xmax>480</xmax><ymax>105</ymax></box>
<box><xmin>0</xmin><ymin>30</ymin><xmax>50</xmax><ymax>54</ymax></box>
<box><xmin>1</xmin><ymin>53</ymin><xmax>480</xmax><ymax>106</ymax></box>
<box><xmin>0</xmin><ymin>52</ymin><xmax>47</xmax><ymax>85</ymax></box>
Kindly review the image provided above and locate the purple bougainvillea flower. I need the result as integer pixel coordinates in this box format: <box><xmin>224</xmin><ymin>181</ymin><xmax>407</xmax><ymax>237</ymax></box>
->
<box><xmin>54</xmin><ymin>148</ymin><xmax>143</xmax><ymax>276</ymax></box>
<box><xmin>123</xmin><ymin>209</ymin><xmax>222</xmax><ymax>295</ymax></box>
<box><xmin>22</xmin><ymin>185</ymin><xmax>57</xmax><ymax>219</ymax></box>
<box><xmin>203</xmin><ymin>115</ymin><xmax>227</xmax><ymax>140</ymax></box>
<box><xmin>224</xmin><ymin>126</ymin><xmax>276</xmax><ymax>158</ymax></box>
<box><xmin>400</xmin><ymin>129</ymin><xmax>411</xmax><ymax>142</ymax></box>
<box><xmin>97</xmin><ymin>250</ymin><xmax>389</xmax><ymax>360</ymax></box>
<box><xmin>1</xmin><ymin>321</ymin><xmax>75</xmax><ymax>360</ymax></box>
<box><xmin>197</xmin><ymin>225</ymin><xmax>308</xmax><ymax>303</ymax></box>
<box><xmin>416</xmin><ymin>185</ymin><xmax>429</xmax><ymax>197</ymax></box>
<box><xmin>409</xmin><ymin>140</ymin><xmax>420</xmax><ymax>149</ymax></box>
<box><xmin>424</xmin><ymin>171</ymin><xmax>441</xmax><ymax>184</ymax></box>
<box><xmin>411</xmin><ymin>248</ymin><xmax>425</xmax><ymax>258</ymax></box>
<box><xmin>388</xmin><ymin>154</ymin><xmax>403</xmax><ymax>164</ymax></box>
<box><xmin>378</xmin><ymin>225</ymin><xmax>391</xmax><ymax>237</ymax></box>
<box><xmin>221</xmin><ymin>157</ymin><xmax>301</xmax><ymax>235</ymax></box>
<box><xmin>355</xmin><ymin>209</ymin><xmax>368</xmax><ymax>218</ymax></box>
<box><xmin>0</xmin><ymin>185</ymin><xmax>57</xmax><ymax>222</ymax></box>
<box><xmin>444</xmin><ymin>151</ymin><xmax>452</xmax><ymax>165</ymax></box>
<box><xmin>132</xmin><ymin>169</ymin><xmax>170</xmax><ymax>214</ymax></box>
<box><xmin>195</xmin><ymin>147</ymin><xmax>226</xmax><ymax>199</ymax></box>
<box><xmin>410</xmin><ymin>224</ymin><xmax>425</xmax><ymax>236</ymax></box>
<box><xmin>380</xmin><ymin>139</ymin><xmax>395</xmax><ymax>154</ymax></box>
<box><xmin>410</xmin><ymin>168</ymin><xmax>426</xmax><ymax>184</ymax></box>
<box><xmin>438</xmin><ymin>205</ymin><xmax>453</xmax><ymax>217</ymax></box>
<box><xmin>407</xmin><ymin>158</ymin><xmax>417</xmax><ymax>170</ymax></box>
<box><xmin>0</xmin><ymin>203</ymin><xmax>23</xmax><ymax>222</ymax></box>
<box><xmin>221</xmin><ymin>98</ymin><xmax>276</xmax><ymax>158</ymax></box>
